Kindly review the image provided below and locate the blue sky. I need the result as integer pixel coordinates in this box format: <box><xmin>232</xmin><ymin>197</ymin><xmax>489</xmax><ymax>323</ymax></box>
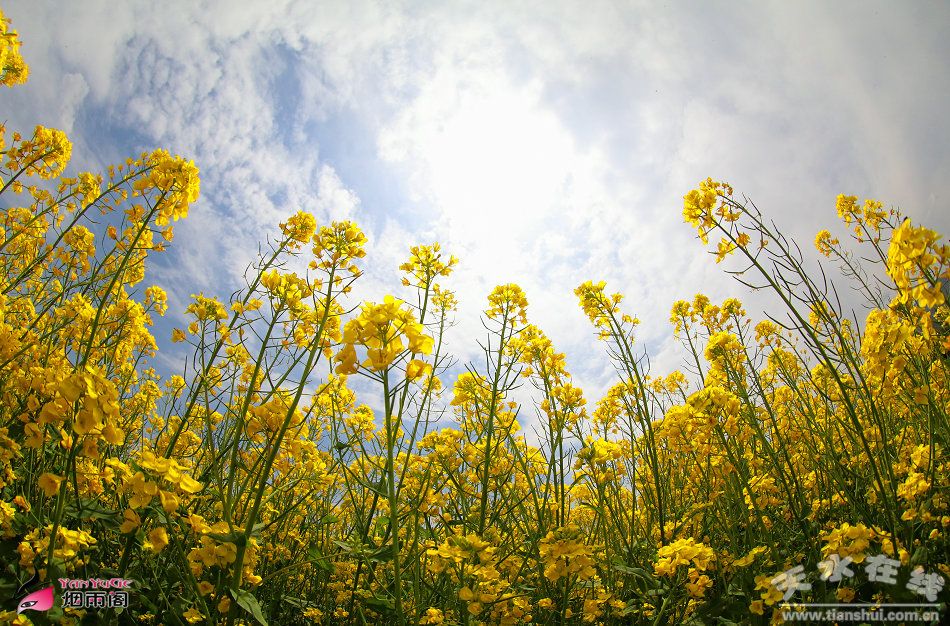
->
<box><xmin>3</xmin><ymin>0</ymin><xmax>949</xmax><ymax>414</ymax></box>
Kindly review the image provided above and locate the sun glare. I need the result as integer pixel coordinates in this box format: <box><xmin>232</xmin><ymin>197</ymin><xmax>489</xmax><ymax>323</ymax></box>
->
<box><xmin>416</xmin><ymin>88</ymin><xmax>576</xmax><ymax>239</ymax></box>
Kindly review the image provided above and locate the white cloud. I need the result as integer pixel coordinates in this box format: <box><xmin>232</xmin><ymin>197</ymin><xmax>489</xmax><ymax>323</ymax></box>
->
<box><xmin>4</xmin><ymin>0</ymin><xmax>949</xmax><ymax>418</ymax></box>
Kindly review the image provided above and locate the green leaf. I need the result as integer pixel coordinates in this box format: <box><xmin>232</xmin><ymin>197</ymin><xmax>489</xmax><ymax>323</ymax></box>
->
<box><xmin>230</xmin><ymin>588</ymin><xmax>269</xmax><ymax>626</ymax></box>
<box><xmin>368</xmin><ymin>544</ymin><xmax>395</xmax><ymax>563</ymax></box>
<box><xmin>365</xmin><ymin>594</ymin><xmax>395</xmax><ymax>612</ymax></box>
<box><xmin>45</xmin><ymin>605</ymin><xmax>66</xmax><ymax>622</ymax></box>
<box><xmin>280</xmin><ymin>596</ymin><xmax>311</xmax><ymax>609</ymax></box>
<box><xmin>208</xmin><ymin>530</ymin><xmax>246</xmax><ymax>546</ymax></box>
<box><xmin>333</xmin><ymin>539</ymin><xmax>355</xmax><ymax>553</ymax></box>
<box><xmin>611</xmin><ymin>562</ymin><xmax>651</xmax><ymax>580</ymax></box>
<box><xmin>307</xmin><ymin>544</ymin><xmax>333</xmax><ymax>572</ymax></box>
<box><xmin>67</xmin><ymin>499</ymin><xmax>120</xmax><ymax>525</ymax></box>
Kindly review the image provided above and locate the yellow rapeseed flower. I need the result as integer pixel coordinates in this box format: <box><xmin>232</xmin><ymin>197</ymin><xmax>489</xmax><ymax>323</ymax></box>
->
<box><xmin>37</xmin><ymin>472</ymin><xmax>63</xmax><ymax>497</ymax></box>
<box><xmin>148</xmin><ymin>527</ymin><xmax>169</xmax><ymax>553</ymax></box>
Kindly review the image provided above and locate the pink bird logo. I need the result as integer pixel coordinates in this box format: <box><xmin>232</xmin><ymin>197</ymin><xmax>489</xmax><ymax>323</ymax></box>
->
<box><xmin>17</xmin><ymin>586</ymin><xmax>54</xmax><ymax>614</ymax></box>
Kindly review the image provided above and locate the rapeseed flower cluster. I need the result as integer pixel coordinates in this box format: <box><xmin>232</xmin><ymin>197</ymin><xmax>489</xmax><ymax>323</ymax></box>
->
<box><xmin>0</xmin><ymin>7</ymin><xmax>27</xmax><ymax>86</ymax></box>
<box><xmin>335</xmin><ymin>295</ymin><xmax>433</xmax><ymax>374</ymax></box>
